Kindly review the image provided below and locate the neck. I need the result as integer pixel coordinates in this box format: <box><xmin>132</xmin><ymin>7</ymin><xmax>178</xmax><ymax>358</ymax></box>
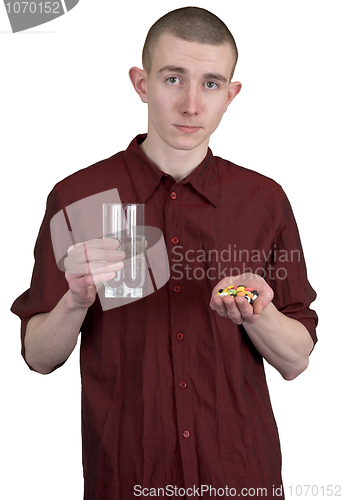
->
<box><xmin>140</xmin><ymin>134</ymin><xmax>209</xmax><ymax>182</ymax></box>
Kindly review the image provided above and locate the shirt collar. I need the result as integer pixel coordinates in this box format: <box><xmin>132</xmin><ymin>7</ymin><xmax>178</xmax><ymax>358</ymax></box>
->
<box><xmin>124</xmin><ymin>135</ymin><xmax>220</xmax><ymax>207</ymax></box>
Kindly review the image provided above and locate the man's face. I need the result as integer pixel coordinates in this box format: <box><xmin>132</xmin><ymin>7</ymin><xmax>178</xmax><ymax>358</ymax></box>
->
<box><xmin>141</xmin><ymin>33</ymin><xmax>240</xmax><ymax>154</ymax></box>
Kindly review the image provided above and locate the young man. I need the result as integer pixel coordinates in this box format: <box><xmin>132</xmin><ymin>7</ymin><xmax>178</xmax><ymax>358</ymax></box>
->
<box><xmin>11</xmin><ymin>7</ymin><xmax>317</xmax><ymax>500</ymax></box>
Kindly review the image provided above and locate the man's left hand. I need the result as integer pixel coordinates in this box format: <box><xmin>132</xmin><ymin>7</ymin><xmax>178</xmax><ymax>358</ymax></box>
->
<box><xmin>210</xmin><ymin>273</ymin><xmax>274</xmax><ymax>325</ymax></box>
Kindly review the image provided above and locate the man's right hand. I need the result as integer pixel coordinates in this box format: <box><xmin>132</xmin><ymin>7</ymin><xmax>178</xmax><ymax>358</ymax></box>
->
<box><xmin>64</xmin><ymin>238</ymin><xmax>125</xmax><ymax>309</ymax></box>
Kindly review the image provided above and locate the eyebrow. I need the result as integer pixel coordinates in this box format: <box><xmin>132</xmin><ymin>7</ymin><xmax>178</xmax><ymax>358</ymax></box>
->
<box><xmin>158</xmin><ymin>65</ymin><xmax>186</xmax><ymax>74</ymax></box>
<box><xmin>203</xmin><ymin>72</ymin><xmax>228</xmax><ymax>83</ymax></box>
<box><xmin>158</xmin><ymin>65</ymin><xmax>228</xmax><ymax>83</ymax></box>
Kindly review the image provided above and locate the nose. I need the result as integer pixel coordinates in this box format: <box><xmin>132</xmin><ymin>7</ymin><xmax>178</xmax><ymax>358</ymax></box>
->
<box><xmin>180</xmin><ymin>84</ymin><xmax>201</xmax><ymax>116</ymax></box>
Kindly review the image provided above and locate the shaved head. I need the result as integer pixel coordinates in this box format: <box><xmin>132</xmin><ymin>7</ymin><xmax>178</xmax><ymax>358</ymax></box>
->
<box><xmin>142</xmin><ymin>7</ymin><xmax>238</xmax><ymax>79</ymax></box>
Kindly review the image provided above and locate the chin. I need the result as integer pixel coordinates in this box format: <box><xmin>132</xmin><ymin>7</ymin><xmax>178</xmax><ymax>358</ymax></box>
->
<box><xmin>168</xmin><ymin>134</ymin><xmax>207</xmax><ymax>152</ymax></box>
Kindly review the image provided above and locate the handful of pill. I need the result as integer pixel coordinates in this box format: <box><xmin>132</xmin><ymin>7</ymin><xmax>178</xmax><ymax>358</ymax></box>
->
<box><xmin>217</xmin><ymin>285</ymin><xmax>258</xmax><ymax>305</ymax></box>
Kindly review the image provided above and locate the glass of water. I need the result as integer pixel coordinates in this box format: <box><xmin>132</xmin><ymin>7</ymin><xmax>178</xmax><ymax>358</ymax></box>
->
<box><xmin>103</xmin><ymin>203</ymin><xmax>145</xmax><ymax>298</ymax></box>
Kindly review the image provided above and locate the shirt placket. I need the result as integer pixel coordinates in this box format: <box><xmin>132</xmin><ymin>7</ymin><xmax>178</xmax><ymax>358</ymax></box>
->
<box><xmin>164</xmin><ymin>183</ymin><xmax>198</xmax><ymax>487</ymax></box>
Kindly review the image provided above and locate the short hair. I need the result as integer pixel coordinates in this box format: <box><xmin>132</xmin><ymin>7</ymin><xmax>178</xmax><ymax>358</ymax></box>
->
<box><xmin>142</xmin><ymin>7</ymin><xmax>238</xmax><ymax>79</ymax></box>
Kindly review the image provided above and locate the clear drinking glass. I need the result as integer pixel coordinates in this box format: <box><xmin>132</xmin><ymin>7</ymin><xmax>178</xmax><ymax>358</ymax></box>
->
<box><xmin>103</xmin><ymin>203</ymin><xmax>145</xmax><ymax>298</ymax></box>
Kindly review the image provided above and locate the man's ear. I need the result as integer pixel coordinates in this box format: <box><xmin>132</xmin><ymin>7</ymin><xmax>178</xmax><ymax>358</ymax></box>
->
<box><xmin>129</xmin><ymin>67</ymin><xmax>149</xmax><ymax>104</ymax></box>
<box><xmin>225</xmin><ymin>81</ymin><xmax>242</xmax><ymax>111</ymax></box>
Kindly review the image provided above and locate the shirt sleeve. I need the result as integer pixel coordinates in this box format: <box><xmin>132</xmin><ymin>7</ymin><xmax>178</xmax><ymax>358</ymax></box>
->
<box><xmin>264</xmin><ymin>186</ymin><xmax>318</xmax><ymax>345</ymax></box>
<box><xmin>11</xmin><ymin>186</ymin><xmax>70</xmax><ymax>370</ymax></box>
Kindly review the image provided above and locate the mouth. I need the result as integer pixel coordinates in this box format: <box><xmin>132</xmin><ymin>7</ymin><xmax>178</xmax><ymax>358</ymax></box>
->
<box><xmin>174</xmin><ymin>125</ymin><xmax>202</xmax><ymax>135</ymax></box>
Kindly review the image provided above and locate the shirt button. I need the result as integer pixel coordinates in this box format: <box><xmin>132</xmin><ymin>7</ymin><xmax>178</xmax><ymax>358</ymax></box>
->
<box><xmin>183</xmin><ymin>430</ymin><xmax>190</xmax><ymax>438</ymax></box>
<box><xmin>179</xmin><ymin>381</ymin><xmax>187</xmax><ymax>389</ymax></box>
<box><xmin>171</xmin><ymin>237</ymin><xmax>179</xmax><ymax>245</ymax></box>
<box><xmin>176</xmin><ymin>333</ymin><xmax>184</xmax><ymax>340</ymax></box>
<box><xmin>174</xmin><ymin>285</ymin><xmax>181</xmax><ymax>293</ymax></box>
<box><xmin>170</xmin><ymin>192</ymin><xmax>177</xmax><ymax>200</ymax></box>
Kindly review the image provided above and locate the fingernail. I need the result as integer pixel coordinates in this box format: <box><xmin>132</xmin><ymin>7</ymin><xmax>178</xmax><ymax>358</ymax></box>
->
<box><xmin>113</xmin><ymin>261</ymin><xmax>124</xmax><ymax>269</ymax></box>
<box><xmin>108</xmin><ymin>238</ymin><xmax>120</xmax><ymax>247</ymax></box>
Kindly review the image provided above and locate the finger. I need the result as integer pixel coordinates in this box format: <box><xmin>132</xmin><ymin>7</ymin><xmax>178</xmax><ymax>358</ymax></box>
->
<box><xmin>65</xmin><ymin>245</ymin><xmax>125</xmax><ymax>272</ymax></box>
<box><xmin>210</xmin><ymin>295</ymin><xmax>230</xmax><ymax>317</ymax></box>
<box><xmin>211</xmin><ymin>294</ymin><xmax>256</xmax><ymax>324</ymax></box>
<box><xmin>122</xmin><ymin>240</ymin><xmax>146</xmax><ymax>256</ymax></box>
<box><xmin>222</xmin><ymin>296</ymin><xmax>245</xmax><ymax>324</ymax></box>
<box><xmin>80</xmin><ymin>245</ymin><xmax>125</xmax><ymax>266</ymax></box>
<box><xmin>67</xmin><ymin>242</ymin><xmax>84</xmax><ymax>253</ymax></box>
<box><xmin>66</xmin><ymin>271</ymin><xmax>97</xmax><ymax>291</ymax></box>
<box><xmin>210</xmin><ymin>295</ymin><xmax>241</xmax><ymax>321</ymax></box>
<box><xmin>87</xmin><ymin>238</ymin><xmax>121</xmax><ymax>250</ymax></box>
<box><xmin>66</xmin><ymin>267</ymin><xmax>121</xmax><ymax>291</ymax></box>
<box><xmin>234</xmin><ymin>296</ymin><xmax>257</xmax><ymax>323</ymax></box>
<box><xmin>67</xmin><ymin>259</ymin><xmax>124</xmax><ymax>277</ymax></box>
<box><xmin>66</xmin><ymin>238</ymin><xmax>121</xmax><ymax>259</ymax></box>
<box><xmin>252</xmin><ymin>296</ymin><xmax>272</xmax><ymax>316</ymax></box>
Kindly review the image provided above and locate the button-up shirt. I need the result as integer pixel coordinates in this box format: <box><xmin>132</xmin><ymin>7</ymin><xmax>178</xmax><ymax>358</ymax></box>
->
<box><xmin>11</xmin><ymin>135</ymin><xmax>318</xmax><ymax>499</ymax></box>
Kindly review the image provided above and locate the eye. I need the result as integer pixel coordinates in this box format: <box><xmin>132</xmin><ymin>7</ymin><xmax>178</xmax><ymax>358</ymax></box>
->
<box><xmin>204</xmin><ymin>81</ymin><xmax>219</xmax><ymax>89</ymax></box>
<box><xmin>166</xmin><ymin>76</ymin><xmax>181</xmax><ymax>85</ymax></box>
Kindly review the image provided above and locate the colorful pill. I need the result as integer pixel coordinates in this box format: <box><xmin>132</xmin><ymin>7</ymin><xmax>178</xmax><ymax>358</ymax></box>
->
<box><xmin>217</xmin><ymin>285</ymin><xmax>258</xmax><ymax>304</ymax></box>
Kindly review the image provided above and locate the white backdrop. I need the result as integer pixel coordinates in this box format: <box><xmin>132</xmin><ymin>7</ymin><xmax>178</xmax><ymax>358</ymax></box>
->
<box><xmin>1</xmin><ymin>1</ymin><xmax>342</xmax><ymax>499</ymax></box>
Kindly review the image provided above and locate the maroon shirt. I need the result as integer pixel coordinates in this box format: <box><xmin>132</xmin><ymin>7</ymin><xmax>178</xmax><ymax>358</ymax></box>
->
<box><xmin>12</xmin><ymin>135</ymin><xmax>317</xmax><ymax>499</ymax></box>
